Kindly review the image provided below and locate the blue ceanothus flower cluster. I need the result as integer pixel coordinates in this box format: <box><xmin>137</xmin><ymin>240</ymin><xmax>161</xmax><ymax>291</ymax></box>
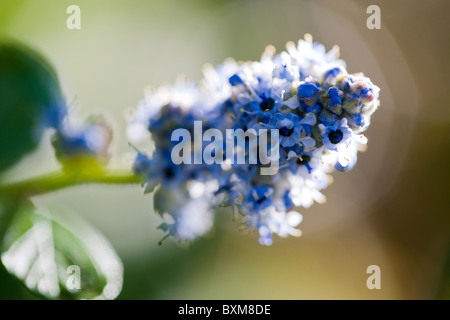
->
<box><xmin>128</xmin><ymin>35</ymin><xmax>380</xmax><ymax>245</ymax></box>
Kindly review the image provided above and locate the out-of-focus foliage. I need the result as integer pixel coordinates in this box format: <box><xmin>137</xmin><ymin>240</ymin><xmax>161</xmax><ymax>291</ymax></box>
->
<box><xmin>0</xmin><ymin>42</ymin><xmax>63</xmax><ymax>173</ymax></box>
<box><xmin>1</xmin><ymin>201</ymin><xmax>123</xmax><ymax>300</ymax></box>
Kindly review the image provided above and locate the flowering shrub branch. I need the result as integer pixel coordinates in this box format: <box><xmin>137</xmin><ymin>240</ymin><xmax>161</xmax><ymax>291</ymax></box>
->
<box><xmin>0</xmin><ymin>34</ymin><xmax>379</xmax><ymax>299</ymax></box>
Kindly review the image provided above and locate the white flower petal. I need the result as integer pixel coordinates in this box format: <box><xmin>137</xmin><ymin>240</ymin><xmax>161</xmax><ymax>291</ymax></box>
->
<box><xmin>300</xmin><ymin>136</ymin><xmax>316</xmax><ymax>148</ymax></box>
<box><xmin>284</xmin><ymin>96</ymin><xmax>300</xmax><ymax>109</ymax></box>
<box><xmin>300</xmin><ymin>113</ymin><xmax>317</xmax><ymax>126</ymax></box>
<box><xmin>286</xmin><ymin>211</ymin><xmax>303</xmax><ymax>227</ymax></box>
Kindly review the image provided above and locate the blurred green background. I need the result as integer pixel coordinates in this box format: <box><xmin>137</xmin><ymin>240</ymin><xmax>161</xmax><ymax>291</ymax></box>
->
<box><xmin>0</xmin><ymin>0</ymin><xmax>449</xmax><ymax>299</ymax></box>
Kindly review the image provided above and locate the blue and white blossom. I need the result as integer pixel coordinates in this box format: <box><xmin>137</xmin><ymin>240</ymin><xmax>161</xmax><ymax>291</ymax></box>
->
<box><xmin>128</xmin><ymin>35</ymin><xmax>380</xmax><ymax>245</ymax></box>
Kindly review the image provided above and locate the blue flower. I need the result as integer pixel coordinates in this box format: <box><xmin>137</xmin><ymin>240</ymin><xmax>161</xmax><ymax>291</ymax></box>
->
<box><xmin>297</xmin><ymin>81</ymin><xmax>320</xmax><ymax>107</ymax></box>
<box><xmin>237</xmin><ymin>82</ymin><xmax>284</xmax><ymax>118</ymax></box>
<box><xmin>287</xmin><ymin>151</ymin><xmax>313</xmax><ymax>175</ymax></box>
<box><xmin>322</xmin><ymin>66</ymin><xmax>347</xmax><ymax>86</ymax></box>
<box><xmin>318</xmin><ymin>108</ymin><xmax>339</xmax><ymax>127</ymax></box>
<box><xmin>243</xmin><ymin>186</ymin><xmax>274</xmax><ymax>213</ymax></box>
<box><xmin>273</xmin><ymin>51</ymin><xmax>300</xmax><ymax>81</ymax></box>
<box><xmin>137</xmin><ymin>150</ymin><xmax>186</xmax><ymax>192</ymax></box>
<box><xmin>321</xmin><ymin>87</ymin><xmax>344</xmax><ymax>115</ymax></box>
<box><xmin>269</xmin><ymin>113</ymin><xmax>316</xmax><ymax>148</ymax></box>
<box><xmin>319</xmin><ymin>118</ymin><xmax>353</xmax><ymax>152</ymax></box>
<box><xmin>214</xmin><ymin>172</ymin><xmax>241</xmax><ymax>206</ymax></box>
<box><xmin>272</xmin><ymin>113</ymin><xmax>301</xmax><ymax>147</ymax></box>
<box><xmin>229</xmin><ymin>73</ymin><xmax>244</xmax><ymax>86</ymax></box>
<box><xmin>133</xmin><ymin>152</ymin><xmax>152</xmax><ymax>175</ymax></box>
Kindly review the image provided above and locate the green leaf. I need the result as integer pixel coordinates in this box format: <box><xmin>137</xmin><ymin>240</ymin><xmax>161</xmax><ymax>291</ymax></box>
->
<box><xmin>0</xmin><ymin>196</ymin><xmax>20</xmax><ymax>239</ymax></box>
<box><xmin>0</xmin><ymin>41</ymin><xmax>63</xmax><ymax>174</ymax></box>
<box><xmin>0</xmin><ymin>202</ymin><xmax>123</xmax><ymax>300</ymax></box>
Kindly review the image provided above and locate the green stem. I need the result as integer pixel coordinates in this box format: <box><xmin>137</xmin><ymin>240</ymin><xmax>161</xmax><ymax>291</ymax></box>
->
<box><xmin>0</xmin><ymin>170</ymin><xmax>142</xmax><ymax>197</ymax></box>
